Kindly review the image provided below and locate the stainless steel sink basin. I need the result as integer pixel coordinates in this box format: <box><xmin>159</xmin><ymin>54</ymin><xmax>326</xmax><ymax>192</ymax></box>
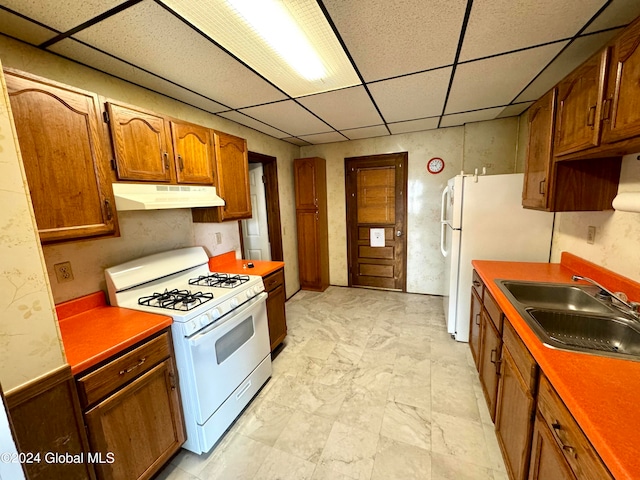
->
<box><xmin>496</xmin><ymin>280</ymin><xmax>640</xmax><ymax>361</ymax></box>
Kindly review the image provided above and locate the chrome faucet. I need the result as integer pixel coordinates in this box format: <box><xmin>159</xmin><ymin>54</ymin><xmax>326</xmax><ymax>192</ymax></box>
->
<box><xmin>572</xmin><ymin>275</ymin><xmax>640</xmax><ymax>318</ymax></box>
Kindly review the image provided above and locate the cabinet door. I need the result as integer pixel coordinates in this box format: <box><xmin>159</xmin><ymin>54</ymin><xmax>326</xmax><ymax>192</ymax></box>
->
<box><xmin>602</xmin><ymin>18</ymin><xmax>640</xmax><ymax>144</ymax></box>
<box><xmin>5</xmin><ymin>69</ymin><xmax>117</xmax><ymax>243</ymax></box>
<box><xmin>297</xmin><ymin>210</ymin><xmax>321</xmax><ymax>289</ymax></box>
<box><xmin>528</xmin><ymin>413</ymin><xmax>576</xmax><ymax>480</ymax></box>
<box><xmin>266</xmin><ymin>282</ymin><xmax>287</xmax><ymax>351</ymax></box>
<box><xmin>469</xmin><ymin>289</ymin><xmax>482</xmax><ymax>371</ymax></box>
<box><xmin>495</xmin><ymin>346</ymin><xmax>536</xmax><ymax>480</ymax></box>
<box><xmin>85</xmin><ymin>360</ymin><xmax>185</xmax><ymax>480</ymax></box>
<box><xmin>523</xmin><ymin>89</ymin><xmax>556</xmax><ymax>210</ymax></box>
<box><xmin>107</xmin><ymin>102</ymin><xmax>173</xmax><ymax>182</ymax></box>
<box><xmin>170</xmin><ymin>121</ymin><xmax>215</xmax><ymax>184</ymax></box>
<box><xmin>554</xmin><ymin>50</ymin><xmax>608</xmax><ymax>156</ymax></box>
<box><xmin>295</xmin><ymin>158</ymin><xmax>320</xmax><ymax>210</ymax></box>
<box><xmin>479</xmin><ymin>313</ymin><xmax>501</xmax><ymax>421</ymax></box>
<box><xmin>215</xmin><ymin>131</ymin><xmax>251</xmax><ymax>221</ymax></box>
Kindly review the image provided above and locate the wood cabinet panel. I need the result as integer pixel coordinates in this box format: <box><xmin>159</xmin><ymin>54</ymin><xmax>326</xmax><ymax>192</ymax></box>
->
<box><xmin>297</xmin><ymin>210</ymin><xmax>322</xmax><ymax>290</ymax></box>
<box><xmin>469</xmin><ymin>289</ymin><xmax>482</xmax><ymax>371</ymax></box>
<box><xmin>107</xmin><ymin>102</ymin><xmax>173</xmax><ymax>182</ymax></box>
<box><xmin>5</xmin><ymin>68</ymin><xmax>117</xmax><ymax>243</ymax></box>
<box><xmin>266</xmin><ymin>282</ymin><xmax>287</xmax><ymax>351</ymax></box>
<box><xmin>479</xmin><ymin>312</ymin><xmax>501</xmax><ymax>421</ymax></box>
<box><xmin>170</xmin><ymin>121</ymin><xmax>215</xmax><ymax>185</ymax></box>
<box><xmin>295</xmin><ymin>158</ymin><xmax>320</xmax><ymax>210</ymax></box>
<box><xmin>528</xmin><ymin>412</ymin><xmax>577</xmax><ymax>480</ymax></box>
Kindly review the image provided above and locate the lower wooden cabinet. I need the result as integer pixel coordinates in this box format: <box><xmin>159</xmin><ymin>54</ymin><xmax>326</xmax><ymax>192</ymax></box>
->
<box><xmin>76</xmin><ymin>330</ymin><xmax>185</xmax><ymax>480</ymax></box>
<box><xmin>264</xmin><ymin>268</ymin><xmax>287</xmax><ymax>351</ymax></box>
<box><xmin>528</xmin><ymin>412</ymin><xmax>577</xmax><ymax>480</ymax></box>
<box><xmin>469</xmin><ymin>288</ymin><xmax>482</xmax><ymax>369</ymax></box>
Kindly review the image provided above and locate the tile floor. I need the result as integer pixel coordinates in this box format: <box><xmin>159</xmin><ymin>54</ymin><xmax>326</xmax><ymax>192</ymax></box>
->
<box><xmin>157</xmin><ymin>287</ymin><xmax>508</xmax><ymax>480</ymax></box>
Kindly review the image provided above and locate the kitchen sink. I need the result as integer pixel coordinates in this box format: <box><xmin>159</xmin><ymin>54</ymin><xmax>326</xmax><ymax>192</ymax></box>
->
<box><xmin>496</xmin><ymin>280</ymin><xmax>640</xmax><ymax>361</ymax></box>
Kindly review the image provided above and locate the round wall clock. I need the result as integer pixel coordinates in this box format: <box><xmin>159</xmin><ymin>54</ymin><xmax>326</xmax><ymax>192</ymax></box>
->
<box><xmin>427</xmin><ymin>157</ymin><xmax>445</xmax><ymax>174</ymax></box>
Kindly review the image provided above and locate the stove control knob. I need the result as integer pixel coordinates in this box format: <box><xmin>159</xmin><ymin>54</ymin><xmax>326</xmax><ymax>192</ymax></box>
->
<box><xmin>210</xmin><ymin>308</ymin><xmax>221</xmax><ymax>320</ymax></box>
<box><xmin>246</xmin><ymin>290</ymin><xmax>253</xmax><ymax>299</ymax></box>
<box><xmin>254</xmin><ymin>286</ymin><xmax>263</xmax><ymax>295</ymax></box>
<box><xmin>199</xmin><ymin>314</ymin><xmax>210</xmax><ymax>328</ymax></box>
<box><xmin>230</xmin><ymin>298</ymin><xmax>239</xmax><ymax>309</ymax></box>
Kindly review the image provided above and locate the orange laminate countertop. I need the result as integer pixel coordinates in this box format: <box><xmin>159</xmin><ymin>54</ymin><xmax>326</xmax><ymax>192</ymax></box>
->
<box><xmin>56</xmin><ymin>291</ymin><xmax>172</xmax><ymax>376</ymax></box>
<box><xmin>208</xmin><ymin>251</ymin><xmax>284</xmax><ymax>277</ymax></box>
<box><xmin>472</xmin><ymin>253</ymin><xmax>640</xmax><ymax>480</ymax></box>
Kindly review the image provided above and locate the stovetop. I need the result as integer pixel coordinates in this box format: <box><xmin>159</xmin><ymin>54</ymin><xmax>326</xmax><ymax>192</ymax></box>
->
<box><xmin>138</xmin><ymin>289</ymin><xmax>214</xmax><ymax>311</ymax></box>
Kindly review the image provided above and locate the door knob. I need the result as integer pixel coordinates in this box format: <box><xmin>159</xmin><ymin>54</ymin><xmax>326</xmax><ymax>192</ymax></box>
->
<box><xmin>396</xmin><ymin>230</ymin><xmax>402</xmax><ymax>237</ymax></box>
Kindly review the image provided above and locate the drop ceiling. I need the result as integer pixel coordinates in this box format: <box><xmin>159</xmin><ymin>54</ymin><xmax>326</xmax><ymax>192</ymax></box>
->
<box><xmin>1</xmin><ymin>0</ymin><xmax>639</xmax><ymax>146</ymax></box>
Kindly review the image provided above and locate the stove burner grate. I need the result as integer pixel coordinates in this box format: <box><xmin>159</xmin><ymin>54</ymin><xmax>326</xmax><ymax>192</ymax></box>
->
<box><xmin>138</xmin><ymin>289</ymin><xmax>213</xmax><ymax>311</ymax></box>
<box><xmin>189</xmin><ymin>273</ymin><xmax>250</xmax><ymax>289</ymax></box>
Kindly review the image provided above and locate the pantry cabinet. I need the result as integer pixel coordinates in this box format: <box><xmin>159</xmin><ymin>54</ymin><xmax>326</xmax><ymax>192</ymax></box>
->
<box><xmin>4</xmin><ymin>68</ymin><xmax>118</xmax><ymax>244</ymax></box>
<box><xmin>76</xmin><ymin>330</ymin><xmax>185</xmax><ymax>480</ymax></box>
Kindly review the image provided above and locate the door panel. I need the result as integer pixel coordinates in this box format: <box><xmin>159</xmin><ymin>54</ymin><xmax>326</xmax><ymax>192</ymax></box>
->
<box><xmin>346</xmin><ymin>153</ymin><xmax>407</xmax><ymax>291</ymax></box>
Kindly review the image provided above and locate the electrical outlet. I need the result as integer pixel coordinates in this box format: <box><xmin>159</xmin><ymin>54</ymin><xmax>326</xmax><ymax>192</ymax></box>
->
<box><xmin>215</xmin><ymin>232</ymin><xmax>222</xmax><ymax>245</ymax></box>
<box><xmin>587</xmin><ymin>226</ymin><xmax>596</xmax><ymax>245</ymax></box>
<box><xmin>54</xmin><ymin>261</ymin><xmax>74</xmax><ymax>283</ymax></box>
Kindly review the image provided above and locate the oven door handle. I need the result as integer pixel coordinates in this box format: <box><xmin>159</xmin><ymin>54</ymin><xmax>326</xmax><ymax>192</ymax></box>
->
<box><xmin>187</xmin><ymin>292</ymin><xmax>267</xmax><ymax>347</ymax></box>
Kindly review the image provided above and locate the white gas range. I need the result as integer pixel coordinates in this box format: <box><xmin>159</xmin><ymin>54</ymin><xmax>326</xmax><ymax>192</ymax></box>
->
<box><xmin>105</xmin><ymin>247</ymin><xmax>272</xmax><ymax>454</ymax></box>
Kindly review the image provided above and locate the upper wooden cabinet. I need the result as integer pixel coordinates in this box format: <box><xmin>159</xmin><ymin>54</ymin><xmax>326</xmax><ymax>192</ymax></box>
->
<box><xmin>170</xmin><ymin>121</ymin><xmax>216</xmax><ymax>185</ymax></box>
<box><xmin>522</xmin><ymin>89</ymin><xmax>556</xmax><ymax>210</ymax></box>
<box><xmin>554</xmin><ymin>49</ymin><xmax>608</xmax><ymax>157</ymax></box>
<box><xmin>107</xmin><ymin>102</ymin><xmax>174</xmax><ymax>182</ymax></box>
<box><xmin>192</xmin><ymin>131</ymin><xmax>251</xmax><ymax>222</ymax></box>
<box><xmin>601</xmin><ymin>18</ymin><xmax>640</xmax><ymax>145</ymax></box>
<box><xmin>4</xmin><ymin>68</ymin><xmax>118</xmax><ymax>244</ymax></box>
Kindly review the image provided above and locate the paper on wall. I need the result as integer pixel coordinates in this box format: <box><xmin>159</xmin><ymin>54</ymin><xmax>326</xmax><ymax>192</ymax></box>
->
<box><xmin>370</xmin><ymin>228</ymin><xmax>385</xmax><ymax>247</ymax></box>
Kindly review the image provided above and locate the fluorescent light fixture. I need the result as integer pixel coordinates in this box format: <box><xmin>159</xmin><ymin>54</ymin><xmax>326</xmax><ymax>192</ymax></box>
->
<box><xmin>162</xmin><ymin>0</ymin><xmax>360</xmax><ymax>97</ymax></box>
<box><xmin>227</xmin><ymin>0</ymin><xmax>325</xmax><ymax>81</ymax></box>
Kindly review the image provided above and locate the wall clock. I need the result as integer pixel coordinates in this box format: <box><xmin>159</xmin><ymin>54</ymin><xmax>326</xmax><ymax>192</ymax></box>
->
<box><xmin>427</xmin><ymin>157</ymin><xmax>444</xmax><ymax>174</ymax></box>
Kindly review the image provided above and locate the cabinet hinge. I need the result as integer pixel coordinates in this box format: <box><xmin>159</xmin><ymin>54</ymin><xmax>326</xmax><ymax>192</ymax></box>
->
<box><xmin>262</xmin><ymin>175</ymin><xmax>266</xmax><ymax>184</ymax></box>
<box><xmin>110</xmin><ymin>159</ymin><xmax>117</xmax><ymax>171</ymax></box>
<box><xmin>103</xmin><ymin>111</ymin><xmax>109</xmax><ymax>123</ymax></box>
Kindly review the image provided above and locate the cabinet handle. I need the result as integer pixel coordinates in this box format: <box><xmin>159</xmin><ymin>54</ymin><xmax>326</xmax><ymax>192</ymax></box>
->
<box><xmin>586</xmin><ymin>105</ymin><xmax>597</xmax><ymax>128</ymax></box>
<box><xmin>104</xmin><ymin>199</ymin><xmax>113</xmax><ymax>220</ymax></box>
<box><xmin>163</xmin><ymin>151</ymin><xmax>169</xmax><ymax>169</ymax></box>
<box><xmin>178</xmin><ymin>154</ymin><xmax>184</xmax><ymax>171</ymax></box>
<box><xmin>602</xmin><ymin>98</ymin><xmax>612</xmax><ymax>121</ymax></box>
<box><xmin>495</xmin><ymin>359</ymin><xmax>502</xmax><ymax>376</ymax></box>
<box><xmin>119</xmin><ymin>357</ymin><xmax>146</xmax><ymax>375</ymax></box>
<box><xmin>473</xmin><ymin>280</ymin><xmax>481</xmax><ymax>288</ymax></box>
<box><xmin>490</xmin><ymin>348</ymin><xmax>498</xmax><ymax>364</ymax></box>
<box><xmin>475</xmin><ymin>313</ymin><xmax>481</xmax><ymax>326</ymax></box>
<box><xmin>551</xmin><ymin>421</ymin><xmax>578</xmax><ymax>459</ymax></box>
<box><xmin>539</xmin><ymin>179</ymin><xmax>546</xmax><ymax>195</ymax></box>
<box><xmin>169</xmin><ymin>371</ymin><xmax>177</xmax><ymax>391</ymax></box>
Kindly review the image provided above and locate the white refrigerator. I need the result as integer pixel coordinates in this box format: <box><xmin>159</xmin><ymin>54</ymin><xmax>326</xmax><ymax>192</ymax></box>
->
<box><xmin>441</xmin><ymin>173</ymin><xmax>554</xmax><ymax>342</ymax></box>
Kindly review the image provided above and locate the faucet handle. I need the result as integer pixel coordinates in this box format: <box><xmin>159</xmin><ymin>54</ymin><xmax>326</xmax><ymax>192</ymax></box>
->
<box><xmin>614</xmin><ymin>292</ymin><xmax>629</xmax><ymax>303</ymax></box>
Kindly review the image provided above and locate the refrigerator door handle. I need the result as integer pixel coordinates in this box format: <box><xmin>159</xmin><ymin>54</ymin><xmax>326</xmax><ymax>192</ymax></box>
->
<box><xmin>440</xmin><ymin>185</ymin><xmax>449</xmax><ymax>223</ymax></box>
<box><xmin>440</xmin><ymin>221</ymin><xmax>448</xmax><ymax>257</ymax></box>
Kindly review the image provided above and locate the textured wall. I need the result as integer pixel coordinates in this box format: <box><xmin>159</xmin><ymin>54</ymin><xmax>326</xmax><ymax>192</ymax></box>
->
<box><xmin>0</xmin><ymin>34</ymin><xmax>301</xmax><ymax>301</ymax></box>
<box><xmin>0</xmin><ymin>61</ymin><xmax>65</xmax><ymax>391</ymax></box>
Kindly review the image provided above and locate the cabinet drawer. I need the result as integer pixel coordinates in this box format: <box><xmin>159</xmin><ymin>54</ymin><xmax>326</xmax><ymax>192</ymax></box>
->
<box><xmin>503</xmin><ymin>320</ymin><xmax>537</xmax><ymax>392</ymax></box>
<box><xmin>77</xmin><ymin>332</ymin><xmax>171</xmax><ymax>408</ymax></box>
<box><xmin>483</xmin><ymin>290</ymin><xmax>502</xmax><ymax>332</ymax></box>
<box><xmin>537</xmin><ymin>375</ymin><xmax>613</xmax><ymax>480</ymax></box>
<box><xmin>263</xmin><ymin>268</ymin><xmax>284</xmax><ymax>292</ymax></box>
<box><xmin>472</xmin><ymin>270</ymin><xmax>484</xmax><ymax>299</ymax></box>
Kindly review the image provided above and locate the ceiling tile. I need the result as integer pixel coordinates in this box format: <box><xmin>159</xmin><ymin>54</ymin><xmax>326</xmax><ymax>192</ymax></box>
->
<box><xmin>460</xmin><ymin>0</ymin><xmax>604</xmax><ymax>62</ymax></box>
<box><xmin>322</xmin><ymin>0</ymin><xmax>467</xmax><ymax>81</ymax></box>
<box><xmin>239</xmin><ymin>100</ymin><xmax>331</xmax><ymax>136</ymax></box>
<box><xmin>298</xmin><ymin>131</ymin><xmax>347</xmax><ymax>144</ymax></box>
<box><xmin>369</xmin><ymin>67</ymin><xmax>452</xmax><ymax>123</ymax></box>
<box><xmin>388</xmin><ymin>117</ymin><xmax>440</xmax><ymax>135</ymax></box>
<box><xmin>497</xmin><ymin>102</ymin><xmax>534</xmax><ymax>118</ymax></box>
<box><xmin>440</xmin><ymin>107</ymin><xmax>504</xmax><ymax>128</ymax></box>
<box><xmin>446</xmin><ymin>43</ymin><xmax>567</xmax><ymax>114</ymax></box>
<box><xmin>72</xmin><ymin>1</ymin><xmax>287</xmax><ymax>109</ymax></box>
<box><xmin>0</xmin><ymin>0</ymin><xmax>125</xmax><ymax>32</ymax></box>
<box><xmin>297</xmin><ymin>86</ymin><xmax>382</xmax><ymax>130</ymax></box>
<box><xmin>585</xmin><ymin>0</ymin><xmax>640</xmax><ymax>33</ymax></box>
<box><xmin>341</xmin><ymin>125</ymin><xmax>389</xmax><ymax>140</ymax></box>
<box><xmin>515</xmin><ymin>30</ymin><xmax>620</xmax><ymax>103</ymax></box>
<box><xmin>217</xmin><ymin>111</ymin><xmax>290</xmax><ymax>138</ymax></box>
<box><xmin>281</xmin><ymin>137</ymin><xmax>311</xmax><ymax>147</ymax></box>
<box><xmin>48</xmin><ymin>39</ymin><xmax>227</xmax><ymax>113</ymax></box>
<box><xmin>0</xmin><ymin>9</ymin><xmax>57</xmax><ymax>45</ymax></box>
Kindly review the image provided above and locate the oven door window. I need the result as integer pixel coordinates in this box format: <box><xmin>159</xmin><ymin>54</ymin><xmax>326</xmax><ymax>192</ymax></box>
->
<box><xmin>215</xmin><ymin>316</ymin><xmax>254</xmax><ymax>364</ymax></box>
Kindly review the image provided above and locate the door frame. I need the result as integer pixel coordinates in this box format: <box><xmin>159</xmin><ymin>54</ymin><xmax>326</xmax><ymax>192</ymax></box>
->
<box><xmin>344</xmin><ymin>152</ymin><xmax>408</xmax><ymax>291</ymax></box>
<box><xmin>238</xmin><ymin>151</ymin><xmax>284</xmax><ymax>261</ymax></box>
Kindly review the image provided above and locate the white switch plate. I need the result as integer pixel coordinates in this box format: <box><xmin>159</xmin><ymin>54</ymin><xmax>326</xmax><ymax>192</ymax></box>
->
<box><xmin>587</xmin><ymin>226</ymin><xmax>596</xmax><ymax>244</ymax></box>
<box><xmin>215</xmin><ymin>232</ymin><xmax>222</xmax><ymax>245</ymax></box>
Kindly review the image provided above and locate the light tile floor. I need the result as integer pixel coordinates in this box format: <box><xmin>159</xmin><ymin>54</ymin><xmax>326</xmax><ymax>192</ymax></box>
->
<box><xmin>157</xmin><ymin>287</ymin><xmax>508</xmax><ymax>480</ymax></box>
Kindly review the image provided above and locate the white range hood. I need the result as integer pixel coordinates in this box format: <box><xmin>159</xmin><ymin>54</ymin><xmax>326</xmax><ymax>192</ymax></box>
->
<box><xmin>112</xmin><ymin>183</ymin><xmax>225</xmax><ymax>211</ymax></box>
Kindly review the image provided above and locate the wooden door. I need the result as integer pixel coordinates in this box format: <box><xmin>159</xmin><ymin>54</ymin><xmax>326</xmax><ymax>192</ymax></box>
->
<box><xmin>469</xmin><ymin>289</ymin><xmax>483</xmax><ymax>370</ymax></box>
<box><xmin>107</xmin><ymin>102</ymin><xmax>173</xmax><ymax>182</ymax></box>
<box><xmin>479</xmin><ymin>312</ymin><xmax>501</xmax><ymax>421</ymax></box>
<box><xmin>170</xmin><ymin>121</ymin><xmax>215</xmax><ymax>184</ymax></box>
<box><xmin>5</xmin><ymin>69</ymin><xmax>117</xmax><ymax>243</ymax></box>
<box><xmin>554</xmin><ymin>50</ymin><xmax>608</xmax><ymax>156</ymax></box>
<box><xmin>528</xmin><ymin>413</ymin><xmax>577</xmax><ymax>480</ymax></box>
<box><xmin>495</xmin><ymin>347</ymin><xmax>536</xmax><ymax>480</ymax></box>
<box><xmin>85</xmin><ymin>360</ymin><xmax>185</xmax><ymax>480</ymax></box>
<box><xmin>214</xmin><ymin>131</ymin><xmax>251</xmax><ymax>221</ymax></box>
<box><xmin>345</xmin><ymin>153</ymin><xmax>407</xmax><ymax>291</ymax></box>
<box><xmin>523</xmin><ymin>88</ymin><xmax>556</xmax><ymax>210</ymax></box>
<box><xmin>602</xmin><ymin>17</ymin><xmax>640</xmax><ymax>144</ymax></box>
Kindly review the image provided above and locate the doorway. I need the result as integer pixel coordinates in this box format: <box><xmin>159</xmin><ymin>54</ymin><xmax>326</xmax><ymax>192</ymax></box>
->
<box><xmin>345</xmin><ymin>152</ymin><xmax>408</xmax><ymax>291</ymax></box>
<box><xmin>239</xmin><ymin>151</ymin><xmax>284</xmax><ymax>262</ymax></box>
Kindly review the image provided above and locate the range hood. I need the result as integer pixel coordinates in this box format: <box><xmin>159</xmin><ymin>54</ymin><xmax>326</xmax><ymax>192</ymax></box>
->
<box><xmin>112</xmin><ymin>183</ymin><xmax>225</xmax><ymax>211</ymax></box>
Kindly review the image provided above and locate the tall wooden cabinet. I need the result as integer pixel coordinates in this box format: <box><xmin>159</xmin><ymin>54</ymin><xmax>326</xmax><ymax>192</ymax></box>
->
<box><xmin>294</xmin><ymin>157</ymin><xmax>329</xmax><ymax>292</ymax></box>
<box><xmin>4</xmin><ymin>68</ymin><xmax>118</xmax><ymax>244</ymax></box>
